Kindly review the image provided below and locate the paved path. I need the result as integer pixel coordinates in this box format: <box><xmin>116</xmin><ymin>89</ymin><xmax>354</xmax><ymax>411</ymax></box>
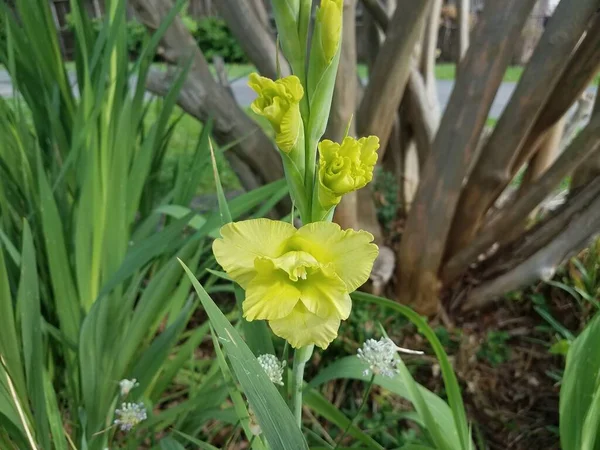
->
<box><xmin>1</xmin><ymin>70</ymin><xmax>596</xmax><ymax>120</ymax></box>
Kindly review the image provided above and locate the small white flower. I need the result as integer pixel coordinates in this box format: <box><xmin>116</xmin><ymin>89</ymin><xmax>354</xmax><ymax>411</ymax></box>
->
<box><xmin>114</xmin><ymin>402</ymin><xmax>147</xmax><ymax>431</ymax></box>
<box><xmin>119</xmin><ymin>378</ymin><xmax>139</xmax><ymax>396</ymax></box>
<box><xmin>357</xmin><ymin>337</ymin><xmax>423</xmax><ymax>377</ymax></box>
<box><xmin>257</xmin><ymin>354</ymin><xmax>286</xmax><ymax>386</ymax></box>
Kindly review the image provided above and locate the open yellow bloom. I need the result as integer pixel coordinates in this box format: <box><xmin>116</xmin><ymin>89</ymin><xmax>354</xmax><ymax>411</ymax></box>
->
<box><xmin>213</xmin><ymin>219</ymin><xmax>378</xmax><ymax>349</ymax></box>
<box><xmin>316</xmin><ymin>0</ymin><xmax>343</xmax><ymax>63</ymax></box>
<box><xmin>248</xmin><ymin>73</ymin><xmax>304</xmax><ymax>153</ymax></box>
<box><xmin>318</xmin><ymin>136</ymin><xmax>380</xmax><ymax>209</ymax></box>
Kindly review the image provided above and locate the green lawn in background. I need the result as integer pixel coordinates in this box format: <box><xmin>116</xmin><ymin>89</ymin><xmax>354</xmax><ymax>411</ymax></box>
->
<box><xmin>225</xmin><ymin>63</ymin><xmax>600</xmax><ymax>85</ymax></box>
<box><xmin>224</xmin><ymin>63</ymin><xmax>527</xmax><ymax>83</ymax></box>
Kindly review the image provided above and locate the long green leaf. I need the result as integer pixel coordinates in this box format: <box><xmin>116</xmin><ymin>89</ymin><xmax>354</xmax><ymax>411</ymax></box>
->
<box><xmin>352</xmin><ymin>292</ymin><xmax>471</xmax><ymax>449</ymax></box>
<box><xmin>208</xmin><ymin>141</ymin><xmax>274</xmax><ymax>356</ymax></box>
<box><xmin>303</xmin><ymin>389</ymin><xmax>384</xmax><ymax>450</ymax></box>
<box><xmin>309</xmin><ymin>357</ymin><xmax>458</xmax><ymax>448</ymax></box>
<box><xmin>17</xmin><ymin>221</ymin><xmax>50</xmax><ymax>449</ymax></box>
<box><xmin>180</xmin><ymin>260</ymin><xmax>309</xmax><ymax>450</ymax></box>
<box><xmin>0</xmin><ymin>242</ymin><xmax>26</xmax><ymax>401</ymax></box>
<box><xmin>560</xmin><ymin>312</ymin><xmax>600</xmax><ymax>450</ymax></box>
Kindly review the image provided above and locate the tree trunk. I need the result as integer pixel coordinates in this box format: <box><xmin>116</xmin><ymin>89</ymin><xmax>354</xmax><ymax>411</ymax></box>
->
<box><xmin>215</xmin><ymin>0</ymin><xmax>290</xmax><ymax>80</ymax></box>
<box><xmin>520</xmin><ymin>116</ymin><xmax>566</xmax><ymax>191</ymax></box>
<box><xmin>513</xmin><ymin>13</ymin><xmax>600</xmax><ymax>171</ymax></box>
<box><xmin>447</xmin><ymin>0</ymin><xmax>599</xmax><ymax>260</ymax></box>
<box><xmin>443</xmin><ymin>113</ymin><xmax>600</xmax><ymax>284</ymax></box>
<box><xmin>462</xmin><ymin>177</ymin><xmax>600</xmax><ymax>311</ymax></box>
<box><xmin>572</xmin><ymin>91</ymin><xmax>600</xmax><ymax>190</ymax></box>
<box><xmin>419</xmin><ymin>0</ymin><xmax>442</xmax><ymax>124</ymax></box>
<box><xmin>396</xmin><ymin>0</ymin><xmax>537</xmax><ymax>315</ymax></box>
<box><xmin>357</xmin><ymin>0</ymin><xmax>431</xmax><ymax>149</ymax></box>
<box><xmin>456</xmin><ymin>0</ymin><xmax>469</xmax><ymax>65</ymax></box>
<box><xmin>131</xmin><ymin>0</ymin><xmax>287</xmax><ymax>212</ymax></box>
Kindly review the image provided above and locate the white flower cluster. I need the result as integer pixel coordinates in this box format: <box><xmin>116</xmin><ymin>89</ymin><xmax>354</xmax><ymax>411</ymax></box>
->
<box><xmin>357</xmin><ymin>337</ymin><xmax>423</xmax><ymax>378</ymax></box>
<box><xmin>119</xmin><ymin>378</ymin><xmax>139</xmax><ymax>396</ymax></box>
<box><xmin>257</xmin><ymin>354</ymin><xmax>286</xmax><ymax>386</ymax></box>
<box><xmin>114</xmin><ymin>402</ymin><xmax>147</xmax><ymax>432</ymax></box>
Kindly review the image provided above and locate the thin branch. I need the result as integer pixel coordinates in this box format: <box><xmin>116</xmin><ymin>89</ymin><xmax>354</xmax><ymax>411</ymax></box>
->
<box><xmin>572</xmin><ymin>91</ymin><xmax>600</xmax><ymax>190</ymax></box>
<box><xmin>420</xmin><ymin>0</ymin><xmax>442</xmax><ymax>101</ymax></box>
<box><xmin>513</xmin><ymin>12</ymin><xmax>600</xmax><ymax>171</ymax></box>
<box><xmin>405</xmin><ymin>68</ymin><xmax>438</xmax><ymax>164</ymax></box>
<box><xmin>456</xmin><ymin>0</ymin><xmax>469</xmax><ymax>63</ymax></box>
<box><xmin>462</xmin><ymin>177</ymin><xmax>600</xmax><ymax>311</ymax></box>
<box><xmin>447</xmin><ymin>0</ymin><xmax>600</xmax><ymax>258</ymax></box>
<box><xmin>357</xmin><ymin>0</ymin><xmax>431</xmax><ymax>148</ymax></box>
<box><xmin>443</xmin><ymin>114</ymin><xmax>600</xmax><ymax>284</ymax></box>
<box><xmin>360</xmin><ymin>0</ymin><xmax>390</xmax><ymax>31</ymax></box>
<box><xmin>395</xmin><ymin>0</ymin><xmax>537</xmax><ymax>315</ymax></box>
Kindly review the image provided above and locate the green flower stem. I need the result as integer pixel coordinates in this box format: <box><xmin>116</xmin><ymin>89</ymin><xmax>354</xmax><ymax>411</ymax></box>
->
<box><xmin>305</xmin><ymin>135</ymin><xmax>318</xmax><ymax>221</ymax></box>
<box><xmin>291</xmin><ymin>344</ymin><xmax>314</xmax><ymax>427</ymax></box>
<box><xmin>333</xmin><ymin>373</ymin><xmax>376</xmax><ymax>449</ymax></box>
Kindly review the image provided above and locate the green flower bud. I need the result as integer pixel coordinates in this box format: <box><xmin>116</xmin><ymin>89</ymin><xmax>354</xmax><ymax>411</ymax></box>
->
<box><xmin>316</xmin><ymin>0</ymin><xmax>343</xmax><ymax>63</ymax></box>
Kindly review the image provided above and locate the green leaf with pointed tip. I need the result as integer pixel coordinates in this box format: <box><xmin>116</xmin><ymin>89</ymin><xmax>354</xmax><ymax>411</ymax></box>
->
<box><xmin>309</xmin><ymin>357</ymin><xmax>457</xmax><ymax>448</ymax></box>
<box><xmin>302</xmin><ymin>389</ymin><xmax>384</xmax><ymax>450</ymax></box>
<box><xmin>17</xmin><ymin>221</ymin><xmax>50</xmax><ymax>450</ymax></box>
<box><xmin>180</xmin><ymin>260</ymin><xmax>308</xmax><ymax>450</ymax></box>
<box><xmin>208</xmin><ymin>141</ymin><xmax>274</xmax><ymax>356</ymax></box>
<box><xmin>352</xmin><ymin>292</ymin><xmax>471</xmax><ymax>450</ymax></box>
<box><xmin>560</xmin><ymin>313</ymin><xmax>600</xmax><ymax>450</ymax></box>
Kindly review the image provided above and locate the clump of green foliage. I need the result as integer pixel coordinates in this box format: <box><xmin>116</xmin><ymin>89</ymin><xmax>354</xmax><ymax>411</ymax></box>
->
<box><xmin>193</xmin><ymin>16</ymin><xmax>247</xmax><ymax>63</ymax></box>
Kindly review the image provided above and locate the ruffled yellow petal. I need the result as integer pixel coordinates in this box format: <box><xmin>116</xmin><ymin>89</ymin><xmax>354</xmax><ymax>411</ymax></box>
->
<box><xmin>290</xmin><ymin>222</ymin><xmax>379</xmax><ymax>292</ymax></box>
<box><xmin>269</xmin><ymin>303</ymin><xmax>341</xmax><ymax>349</ymax></box>
<box><xmin>248</xmin><ymin>73</ymin><xmax>304</xmax><ymax>153</ymax></box>
<box><xmin>212</xmin><ymin>219</ymin><xmax>296</xmax><ymax>288</ymax></box>
<box><xmin>278</xmin><ymin>76</ymin><xmax>304</xmax><ymax>103</ymax></box>
<box><xmin>276</xmin><ymin>104</ymin><xmax>301</xmax><ymax>152</ymax></box>
<box><xmin>243</xmin><ymin>259</ymin><xmax>301</xmax><ymax>321</ymax></box>
<box><xmin>269</xmin><ymin>251</ymin><xmax>319</xmax><ymax>281</ymax></box>
<box><xmin>297</xmin><ymin>267</ymin><xmax>351</xmax><ymax>320</ymax></box>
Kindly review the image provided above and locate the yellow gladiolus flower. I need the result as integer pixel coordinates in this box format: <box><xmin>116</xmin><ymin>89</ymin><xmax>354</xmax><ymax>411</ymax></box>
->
<box><xmin>212</xmin><ymin>219</ymin><xmax>378</xmax><ymax>349</ymax></box>
<box><xmin>248</xmin><ymin>73</ymin><xmax>304</xmax><ymax>153</ymax></box>
<box><xmin>318</xmin><ymin>136</ymin><xmax>380</xmax><ymax>209</ymax></box>
<box><xmin>316</xmin><ymin>0</ymin><xmax>343</xmax><ymax>63</ymax></box>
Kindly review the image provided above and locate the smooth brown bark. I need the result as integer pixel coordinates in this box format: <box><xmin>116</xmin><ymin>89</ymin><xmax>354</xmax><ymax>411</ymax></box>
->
<box><xmin>131</xmin><ymin>0</ymin><xmax>286</xmax><ymax>200</ymax></box>
<box><xmin>395</xmin><ymin>0</ymin><xmax>537</xmax><ymax>315</ymax></box>
<box><xmin>405</xmin><ymin>69</ymin><xmax>438</xmax><ymax>165</ymax></box>
<box><xmin>443</xmin><ymin>114</ymin><xmax>600</xmax><ymax>284</ymax></box>
<box><xmin>448</xmin><ymin>0</ymin><xmax>600</xmax><ymax>258</ymax></box>
<box><xmin>418</xmin><ymin>0</ymin><xmax>442</xmax><ymax>131</ymax></box>
<box><xmin>519</xmin><ymin>116</ymin><xmax>566</xmax><ymax>192</ymax></box>
<box><xmin>357</xmin><ymin>0</ymin><xmax>431</xmax><ymax>149</ymax></box>
<box><xmin>456</xmin><ymin>0</ymin><xmax>469</xmax><ymax>63</ymax></box>
<box><xmin>462</xmin><ymin>177</ymin><xmax>600</xmax><ymax>311</ymax></box>
<box><xmin>572</xmin><ymin>92</ymin><xmax>600</xmax><ymax>190</ymax></box>
<box><xmin>513</xmin><ymin>13</ymin><xmax>600</xmax><ymax>171</ymax></box>
<box><xmin>360</xmin><ymin>0</ymin><xmax>390</xmax><ymax>32</ymax></box>
<box><xmin>215</xmin><ymin>0</ymin><xmax>290</xmax><ymax>80</ymax></box>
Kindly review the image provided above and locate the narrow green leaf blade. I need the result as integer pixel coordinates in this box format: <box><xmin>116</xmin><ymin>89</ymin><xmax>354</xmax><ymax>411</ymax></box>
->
<box><xmin>560</xmin><ymin>313</ymin><xmax>600</xmax><ymax>450</ymax></box>
<box><xmin>180</xmin><ymin>260</ymin><xmax>308</xmax><ymax>450</ymax></box>
<box><xmin>17</xmin><ymin>221</ymin><xmax>50</xmax><ymax>449</ymax></box>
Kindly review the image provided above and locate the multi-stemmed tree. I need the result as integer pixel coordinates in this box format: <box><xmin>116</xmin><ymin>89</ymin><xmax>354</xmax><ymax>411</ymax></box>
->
<box><xmin>131</xmin><ymin>0</ymin><xmax>600</xmax><ymax>316</ymax></box>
